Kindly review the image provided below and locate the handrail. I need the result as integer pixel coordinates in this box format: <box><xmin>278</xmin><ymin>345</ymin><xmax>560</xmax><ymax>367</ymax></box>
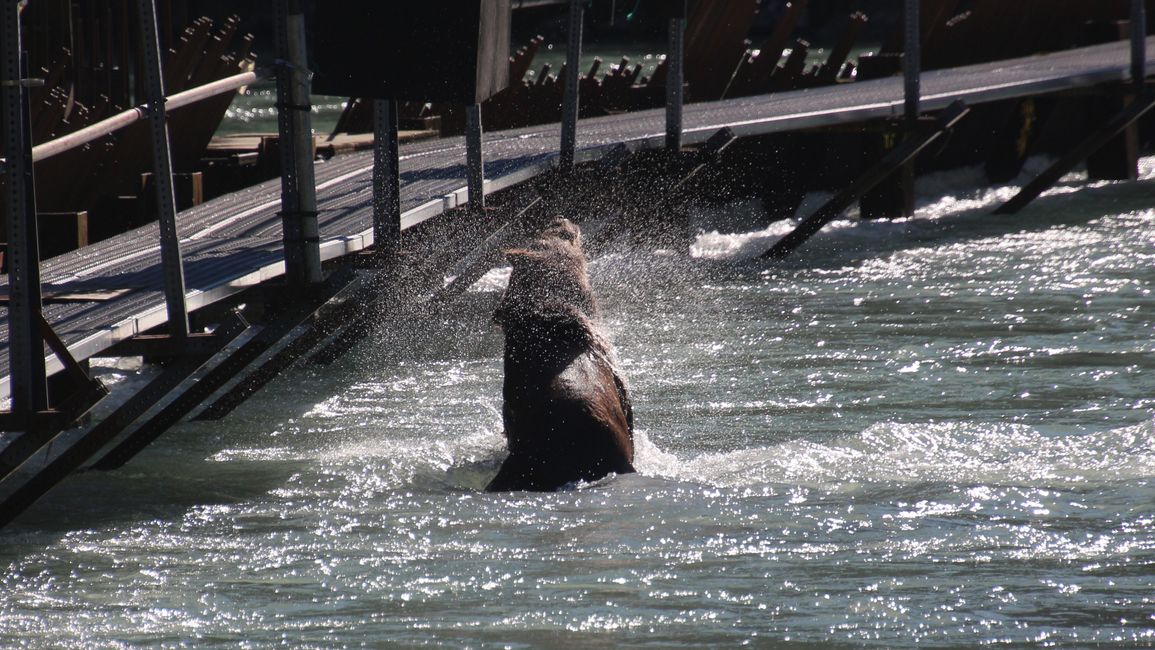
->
<box><xmin>0</xmin><ymin>67</ymin><xmax>268</xmax><ymax>168</ymax></box>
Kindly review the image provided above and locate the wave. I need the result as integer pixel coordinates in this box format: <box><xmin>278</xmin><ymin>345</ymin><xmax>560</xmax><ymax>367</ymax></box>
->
<box><xmin>219</xmin><ymin>415</ymin><xmax>1155</xmax><ymax>501</ymax></box>
<box><xmin>632</xmin><ymin>418</ymin><xmax>1155</xmax><ymax>491</ymax></box>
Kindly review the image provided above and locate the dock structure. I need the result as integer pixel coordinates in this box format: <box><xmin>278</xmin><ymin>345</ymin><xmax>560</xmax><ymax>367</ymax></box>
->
<box><xmin>0</xmin><ymin>0</ymin><xmax>1153</xmax><ymax>524</ymax></box>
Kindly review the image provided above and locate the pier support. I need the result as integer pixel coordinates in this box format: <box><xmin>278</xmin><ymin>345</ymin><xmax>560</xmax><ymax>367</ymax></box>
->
<box><xmin>994</xmin><ymin>0</ymin><xmax>1148</xmax><ymax>215</ymax></box>
<box><xmin>903</xmin><ymin>0</ymin><xmax>920</xmax><ymax>124</ymax></box>
<box><xmin>0</xmin><ymin>313</ymin><xmax>249</xmax><ymax>528</ymax></box>
<box><xmin>665</xmin><ymin>5</ymin><xmax>686</xmax><ymax>152</ymax></box>
<box><xmin>994</xmin><ymin>92</ymin><xmax>1155</xmax><ymax>215</ymax></box>
<box><xmin>373</xmin><ymin>98</ymin><xmax>402</xmax><ymax>255</ymax></box>
<box><xmin>863</xmin><ymin>0</ymin><xmax>921</xmax><ymax>220</ymax></box>
<box><xmin>1</xmin><ymin>3</ymin><xmax>48</xmax><ymax>419</ymax></box>
<box><xmin>274</xmin><ymin>0</ymin><xmax>322</xmax><ymax>286</ymax></box>
<box><xmin>192</xmin><ymin>272</ymin><xmax>366</xmax><ymax>421</ymax></box>
<box><xmin>92</xmin><ymin>270</ymin><xmax>359</xmax><ymax>470</ymax></box>
<box><xmin>860</xmin><ymin>128</ymin><xmax>915</xmax><ymax>220</ymax></box>
<box><xmin>984</xmin><ymin>98</ymin><xmax>1041</xmax><ymax>184</ymax></box>
<box><xmin>0</xmin><ymin>313</ymin><xmax>108</xmax><ymax>483</ymax></box>
<box><xmin>764</xmin><ymin>101</ymin><xmax>970</xmax><ymax>260</ymax></box>
<box><xmin>1086</xmin><ymin>90</ymin><xmax>1143</xmax><ymax>181</ymax></box>
<box><xmin>0</xmin><ymin>6</ymin><xmax>107</xmax><ymax>470</ymax></box>
<box><xmin>1088</xmin><ymin>2</ymin><xmax>1148</xmax><ymax>181</ymax></box>
<box><xmin>559</xmin><ymin>0</ymin><xmax>583</xmax><ymax>171</ymax></box>
<box><xmin>1132</xmin><ymin>0</ymin><xmax>1147</xmax><ymax>95</ymax></box>
<box><xmin>137</xmin><ymin>0</ymin><xmax>190</xmax><ymax>339</ymax></box>
<box><xmin>466</xmin><ymin>104</ymin><xmax>486</xmax><ymax>213</ymax></box>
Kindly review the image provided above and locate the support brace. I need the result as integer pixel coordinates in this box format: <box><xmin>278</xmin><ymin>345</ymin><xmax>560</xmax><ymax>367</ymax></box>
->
<box><xmin>0</xmin><ymin>311</ymin><xmax>249</xmax><ymax>529</ymax></box>
<box><xmin>763</xmin><ymin>100</ymin><xmax>970</xmax><ymax>260</ymax></box>
<box><xmin>994</xmin><ymin>92</ymin><xmax>1155</xmax><ymax>215</ymax></box>
<box><xmin>91</xmin><ymin>270</ymin><xmax>359</xmax><ymax>470</ymax></box>
<box><xmin>0</xmin><ymin>320</ymin><xmax>108</xmax><ymax>483</ymax></box>
<box><xmin>192</xmin><ymin>270</ymin><xmax>366</xmax><ymax>421</ymax></box>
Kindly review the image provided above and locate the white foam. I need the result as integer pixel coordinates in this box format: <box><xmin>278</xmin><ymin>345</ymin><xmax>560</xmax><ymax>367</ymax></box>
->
<box><xmin>632</xmin><ymin>418</ymin><xmax>1155</xmax><ymax>491</ymax></box>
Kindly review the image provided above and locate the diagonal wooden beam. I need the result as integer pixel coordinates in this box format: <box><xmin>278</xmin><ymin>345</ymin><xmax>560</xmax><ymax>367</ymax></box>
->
<box><xmin>0</xmin><ymin>317</ymin><xmax>111</xmax><ymax>483</ymax></box>
<box><xmin>762</xmin><ymin>100</ymin><xmax>970</xmax><ymax>260</ymax></box>
<box><xmin>89</xmin><ymin>269</ymin><xmax>361</xmax><ymax>471</ymax></box>
<box><xmin>0</xmin><ymin>311</ymin><xmax>250</xmax><ymax>529</ymax></box>
<box><xmin>994</xmin><ymin>92</ymin><xmax>1155</xmax><ymax>215</ymax></box>
<box><xmin>191</xmin><ymin>271</ymin><xmax>368</xmax><ymax>421</ymax></box>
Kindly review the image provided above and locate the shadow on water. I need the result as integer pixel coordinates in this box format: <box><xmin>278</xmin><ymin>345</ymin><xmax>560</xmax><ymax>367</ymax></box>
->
<box><xmin>0</xmin><ymin>456</ymin><xmax>299</xmax><ymax>546</ymax></box>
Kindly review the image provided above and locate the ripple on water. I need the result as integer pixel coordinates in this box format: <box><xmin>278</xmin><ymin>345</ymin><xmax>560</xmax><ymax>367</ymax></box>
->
<box><xmin>3</xmin><ymin>159</ymin><xmax>1155</xmax><ymax>647</ymax></box>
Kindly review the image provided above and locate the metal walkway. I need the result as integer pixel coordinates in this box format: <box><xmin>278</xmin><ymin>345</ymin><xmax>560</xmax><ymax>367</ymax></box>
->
<box><xmin>2</xmin><ymin>37</ymin><xmax>1153</xmax><ymax>398</ymax></box>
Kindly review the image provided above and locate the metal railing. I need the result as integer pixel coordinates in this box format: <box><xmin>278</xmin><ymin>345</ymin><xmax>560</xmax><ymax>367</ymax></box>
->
<box><xmin>17</xmin><ymin>68</ymin><xmax>267</xmax><ymax>166</ymax></box>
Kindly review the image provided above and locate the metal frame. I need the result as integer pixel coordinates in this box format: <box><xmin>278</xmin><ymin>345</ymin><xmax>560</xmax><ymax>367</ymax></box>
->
<box><xmin>137</xmin><ymin>0</ymin><xmax>190</xmax><ymax>340</ymax></box>
<box><xmin>373</xmin><ymin>98</ymin><xmax>402</xmax><ymax>254</ymax></box>
<box><xmin>466</xmin><ymin>104</ymin><xmax>486</xmax><ymax>213</ymax></box>
<box><xmin>1</xmin><ymin>1</ymin><xmax>48</xmax><ymax>418</ymax></box>
<box><xmin>274</xmin><ymin>0</ymin><xmax>322</xmax><ymax>286</ymax></box>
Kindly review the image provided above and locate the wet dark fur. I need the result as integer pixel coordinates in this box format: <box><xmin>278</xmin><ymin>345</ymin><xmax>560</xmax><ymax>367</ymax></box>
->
<box><xmin>487</xmin><ymin>218</ymin><xmax>635</xmax><ymax>492</ymax></box>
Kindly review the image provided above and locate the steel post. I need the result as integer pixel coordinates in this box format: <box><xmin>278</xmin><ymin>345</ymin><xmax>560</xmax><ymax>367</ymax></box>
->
<box><xmin>665</xmin><ymin>16</ymin><xmax>685</xmax><ymax>152</ymax></box>
<box><xmin>903</xmin><ymin>0</ymin><xmax>921</xmax><ymax>122</ymax></box>
<box><xmin>137</xmin><ymin>0</ymin><xmax>190</xmax><ymax>340</ymax></box>
<box><xmin>372</xmin><ymin>98</ymin><xmax>401</xmax><ymax>254</ymax></box>
<box><xmin>1</xmin><ymin>3</ymin><xmax>48</xmax><ymax>417</ymax></box>
<box><xmin>466</xmin><ymin>104</ymin><xmax>486</xmax><ymax>213</ymax></box>
<box><xmin>274</xmin><ymin>0</ymin><xmax>322</xmax><ymax>285</ymax></box>
<box><xmin>559</xmin><ymin>0</ymin><xmax>583</xmax><ymax>170</ymax></box>
<box><xmin>1132</xmin><ymin>0</ymin><xmax>1147</xmax><ymax>93</ymax></box>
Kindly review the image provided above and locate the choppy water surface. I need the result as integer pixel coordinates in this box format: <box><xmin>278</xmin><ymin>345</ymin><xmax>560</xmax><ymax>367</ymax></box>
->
<box><xmin>3</xmin><ymin>160</ymin><xmax>1155</xmax><ymax>647</ymax></box>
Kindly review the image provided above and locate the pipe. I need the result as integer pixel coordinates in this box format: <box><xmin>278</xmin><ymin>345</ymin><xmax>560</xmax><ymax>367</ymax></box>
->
<box><xmin>26</xmin><ymin>68</ymin><xmax>265</xmax><ymax>165</ymax></box>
